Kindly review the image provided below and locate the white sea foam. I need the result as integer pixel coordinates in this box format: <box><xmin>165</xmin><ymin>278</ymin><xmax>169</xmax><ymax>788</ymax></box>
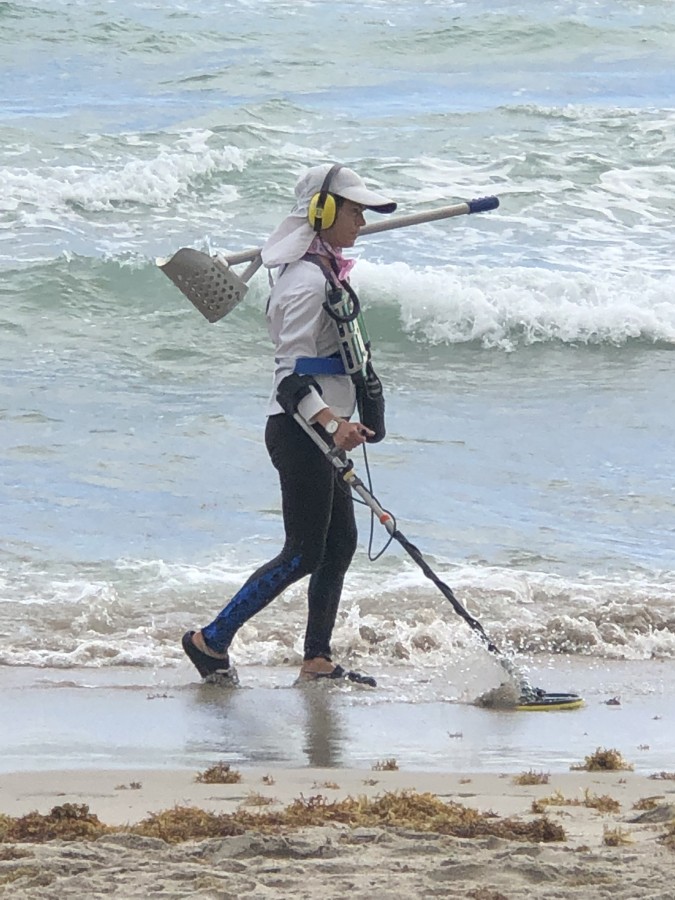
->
<box><xmin>0</xmin><ymin>132</ymin><xmax>246</xmax><ymax>216</ymax></box>
<box><xmin>355</xmin><ymin>260</ymin><xmax>675</xmax><ymax>349</ymax></box>
<box><xmin>1</xmin><ymin>556</ymin><xmax>672</xmax><ymax>669</ymax></box>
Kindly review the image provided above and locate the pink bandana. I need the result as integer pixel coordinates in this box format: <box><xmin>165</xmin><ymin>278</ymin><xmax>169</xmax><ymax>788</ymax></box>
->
<box><xmin>307</xmin><ymin>236</ymin><xmax>356</xmax><ymax>284</ymax></box>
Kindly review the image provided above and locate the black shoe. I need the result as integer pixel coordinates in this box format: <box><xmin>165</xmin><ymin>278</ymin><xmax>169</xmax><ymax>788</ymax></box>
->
<box><xmin>181</xmin><ymin>631</ymin><xmax>238</xmax><ymax>685</ymax></box>
<box><xmin>302</xmin><ymin>664</ymin><xmax>376</xmax><ymax>688</ymax></box>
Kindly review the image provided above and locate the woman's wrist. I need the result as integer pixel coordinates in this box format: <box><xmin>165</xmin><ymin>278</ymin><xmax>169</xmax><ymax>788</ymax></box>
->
<box><xmin>314</xmin><ymin>408</ymin><xmax>341</xmax><ymax>428</ymax></box>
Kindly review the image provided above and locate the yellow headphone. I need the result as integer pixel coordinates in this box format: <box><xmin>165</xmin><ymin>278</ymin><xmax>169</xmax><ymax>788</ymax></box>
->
<box><xmin>308</xmin><ymin>163</ymin><xmax>343</xmax><ymax>232</ymax></box>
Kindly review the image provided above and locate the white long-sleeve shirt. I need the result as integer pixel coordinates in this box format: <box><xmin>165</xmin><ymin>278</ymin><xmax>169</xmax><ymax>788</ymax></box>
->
<box><xmin>265</xmin><ymin>259</ymin><xmax>356</xmax><ymax>422</ymax></box>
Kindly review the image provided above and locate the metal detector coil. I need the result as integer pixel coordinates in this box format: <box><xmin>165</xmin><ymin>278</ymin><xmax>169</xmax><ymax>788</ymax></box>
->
<box><xmin>158</xmin><ymin>248</ymin><xmax>249</xmax><ymax>323</ymax></box>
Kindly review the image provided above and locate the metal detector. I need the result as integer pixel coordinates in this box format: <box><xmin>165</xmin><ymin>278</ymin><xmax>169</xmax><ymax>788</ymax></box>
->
<box><xmin>158</xmin><ymin>190</ymin><xmax>582</xmax><ymax>709</ymax></box>
<box><xmin>292</xmin><ymin>414</ymin><xmax>583</xmax><ymax>712</ymax></box>
<box><xmin>157</xmin><ymin>196</ymin><xmax>500</xmax><ymax>321</ymax></box>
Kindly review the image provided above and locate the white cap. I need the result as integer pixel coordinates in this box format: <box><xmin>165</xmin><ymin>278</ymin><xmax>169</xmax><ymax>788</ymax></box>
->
<box><xmin>261</xmin><ymin>163</ymin><xmax>396</xmax><ymax>268</ymax></box>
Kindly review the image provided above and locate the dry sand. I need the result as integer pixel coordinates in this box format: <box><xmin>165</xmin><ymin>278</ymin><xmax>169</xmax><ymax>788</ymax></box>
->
<box><xmin>1</xmin><ymin>766</ymin><xmax>674</xmax><ymax>899</ymax></box>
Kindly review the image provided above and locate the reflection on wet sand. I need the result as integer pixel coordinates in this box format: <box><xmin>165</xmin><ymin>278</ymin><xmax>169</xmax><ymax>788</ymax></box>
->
<box><xmin>186</xmin><ymin>679</ymin><xmax>348</xmax><ymax>768</ymax></box>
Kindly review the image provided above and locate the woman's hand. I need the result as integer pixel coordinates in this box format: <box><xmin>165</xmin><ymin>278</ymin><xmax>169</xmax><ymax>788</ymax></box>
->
<box><xmin>312</xmin><ymin>408</ymin><xmax>374</xmax><ymax>451</ymax></box>
<box><xmin>333</xmin><ymin>419</ymin><xmax>374</xmax><ymax>451</ymax></box>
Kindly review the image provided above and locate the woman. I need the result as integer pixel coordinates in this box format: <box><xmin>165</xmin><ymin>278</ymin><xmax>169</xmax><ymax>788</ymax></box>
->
<box><xmin>182</xmin><ymin>163</ymin><xmax>396</xmax><ymax>686</ymax></box>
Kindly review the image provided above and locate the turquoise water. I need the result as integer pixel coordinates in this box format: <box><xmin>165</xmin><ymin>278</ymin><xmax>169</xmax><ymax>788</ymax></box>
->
<box><xmin>1</xmin><ymin>1</ymin><xmax>674</xmax><ymax>683</ymax></box>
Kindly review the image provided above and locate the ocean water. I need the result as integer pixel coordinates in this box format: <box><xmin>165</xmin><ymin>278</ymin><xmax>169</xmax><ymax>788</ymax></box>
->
<box><xmin>1</xmin><ymin>0</ymin><xmax>674</xmax><ymax>708</ymax></box>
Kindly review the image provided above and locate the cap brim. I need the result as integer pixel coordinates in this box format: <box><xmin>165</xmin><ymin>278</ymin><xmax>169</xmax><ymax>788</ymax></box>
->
<box><xmin>336</xmin><ymin>185</ymin><xmax>397</xmax><ymax>214</ymax></box>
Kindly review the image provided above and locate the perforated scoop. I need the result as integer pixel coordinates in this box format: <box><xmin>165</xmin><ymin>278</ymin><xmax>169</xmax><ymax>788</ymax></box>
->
<box><xmin>158</xmin><ymin>248</ymin><xmax>252</xmax><ymax>323</ymax></box>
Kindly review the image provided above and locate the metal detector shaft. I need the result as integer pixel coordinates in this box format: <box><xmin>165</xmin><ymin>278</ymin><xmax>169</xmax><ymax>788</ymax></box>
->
<box><xmin>292</xmin><ymin>411</ymin><xmax>530</xmax><ymax>692</ymax></box>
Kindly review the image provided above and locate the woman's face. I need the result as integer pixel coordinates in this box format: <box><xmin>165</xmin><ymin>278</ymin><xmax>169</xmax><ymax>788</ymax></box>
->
<box><xmin>323</xmin><ymin>199</ymin><xmax>366</xmax><ymax>249</ymax></box>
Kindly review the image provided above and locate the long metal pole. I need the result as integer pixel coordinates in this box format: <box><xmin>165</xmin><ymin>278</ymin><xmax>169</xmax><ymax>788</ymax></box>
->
<box><xmin>219</xmin><ymin>196</ymin><xmax>499</xmax><ymax>268</ymax></box>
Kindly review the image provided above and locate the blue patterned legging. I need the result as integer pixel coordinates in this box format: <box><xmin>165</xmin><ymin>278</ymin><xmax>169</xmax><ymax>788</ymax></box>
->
<box><xmin>201</xmin><ymin>413</ymin><xmax>358</xmax><ymax>661</ymax></box>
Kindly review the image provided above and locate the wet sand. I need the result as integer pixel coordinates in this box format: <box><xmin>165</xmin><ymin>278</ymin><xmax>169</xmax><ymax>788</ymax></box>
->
<box><xmin>2</xmin><ymin>657</ymin><xmax>673</xmax><ymax>774</ymax></box>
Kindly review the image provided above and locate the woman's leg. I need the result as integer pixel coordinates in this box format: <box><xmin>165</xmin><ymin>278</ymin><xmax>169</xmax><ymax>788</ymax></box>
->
<box><xmin>303</xmin><ymin>475</ymin><xmax>357</xmax><ymax>661</ymax></box>
<box><xmin>199</xmin><ymin>414</ymin><xmax>337</xmax><ymax>654</ymax></box>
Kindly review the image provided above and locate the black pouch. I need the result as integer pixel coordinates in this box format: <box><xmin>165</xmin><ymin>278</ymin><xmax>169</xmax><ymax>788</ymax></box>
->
<box><xmin>277</xmin><ymin>372</ymin><xmax>322</xmax><ymax>415</ymax></box>
<box><xmin>356</xmin><ymin>360</ymin><xmax>386</xmax><ymax>443</ymax></box>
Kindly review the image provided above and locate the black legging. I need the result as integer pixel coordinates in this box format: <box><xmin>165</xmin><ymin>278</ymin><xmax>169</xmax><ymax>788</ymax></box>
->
<box><xmin>201</xmin><ymin>413</ymin><xmax>358</xmax><ymax>661</ymax></box>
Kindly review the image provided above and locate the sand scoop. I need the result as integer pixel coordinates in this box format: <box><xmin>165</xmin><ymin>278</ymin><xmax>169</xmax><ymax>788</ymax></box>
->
<box><xmin>291</xmin><ymin>415</ymin><xmax>583</xmax><ymax>712</ymax></box>
<box><xmin>157</xmin><ymin>196</ymin><xmax>500</xmax><ymax>322</ymax></box>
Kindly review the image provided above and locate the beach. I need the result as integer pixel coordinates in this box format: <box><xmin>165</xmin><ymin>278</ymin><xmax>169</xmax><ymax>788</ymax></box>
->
<box><xmin>2</xmin><ymin>765</ymin><xmax>674</xmax><ymax>899</ymax></box>
<box><xmin>2</xmin><ymin>0</ymin><xmax>675</xmax><ymax>895</ymax></box>
<box><xmin>2</xmin><ymin>659</ymin><xmax>674</xmax><ymax>898</ymax></box>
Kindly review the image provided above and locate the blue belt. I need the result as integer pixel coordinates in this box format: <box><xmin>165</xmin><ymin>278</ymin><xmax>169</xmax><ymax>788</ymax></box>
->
<box><xmin>294</xmin><ymin>354</ymin><xmax>346</xmax><ymax>376</ymax></box>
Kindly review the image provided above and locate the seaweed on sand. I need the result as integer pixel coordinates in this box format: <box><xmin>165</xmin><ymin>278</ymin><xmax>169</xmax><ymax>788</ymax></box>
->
<box><xmin>195</xmin><ymin>762</ymin><xmax>242</xmax><ymax>784</ymax></box>
<box><xmin>0</xmin><ymin>804</ymin><xmax>108</xmax><ymax>843</ymax></box>
<box><xmin>532</xmin><ymin>789</ymin><xmax>620</xmax><ymax>815</ymax></box>
<box><xmin>571</xmin><ymin>747</ymin><xmax>633</xmax><ymax>772</ymax></box>
<box><xmin>0</xmin><ymin>792</ymin><xmax>566</xmax><ymax>845</ymax></box>
<box><xmin>512</xmin><ymin>770</ymin><xmax>550</xmax><ymax>786</ymax></box>
<box><xmin>128</xmin><ymin>791</ymin><xmax>566</xmax><ymax>844</ymax></box>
